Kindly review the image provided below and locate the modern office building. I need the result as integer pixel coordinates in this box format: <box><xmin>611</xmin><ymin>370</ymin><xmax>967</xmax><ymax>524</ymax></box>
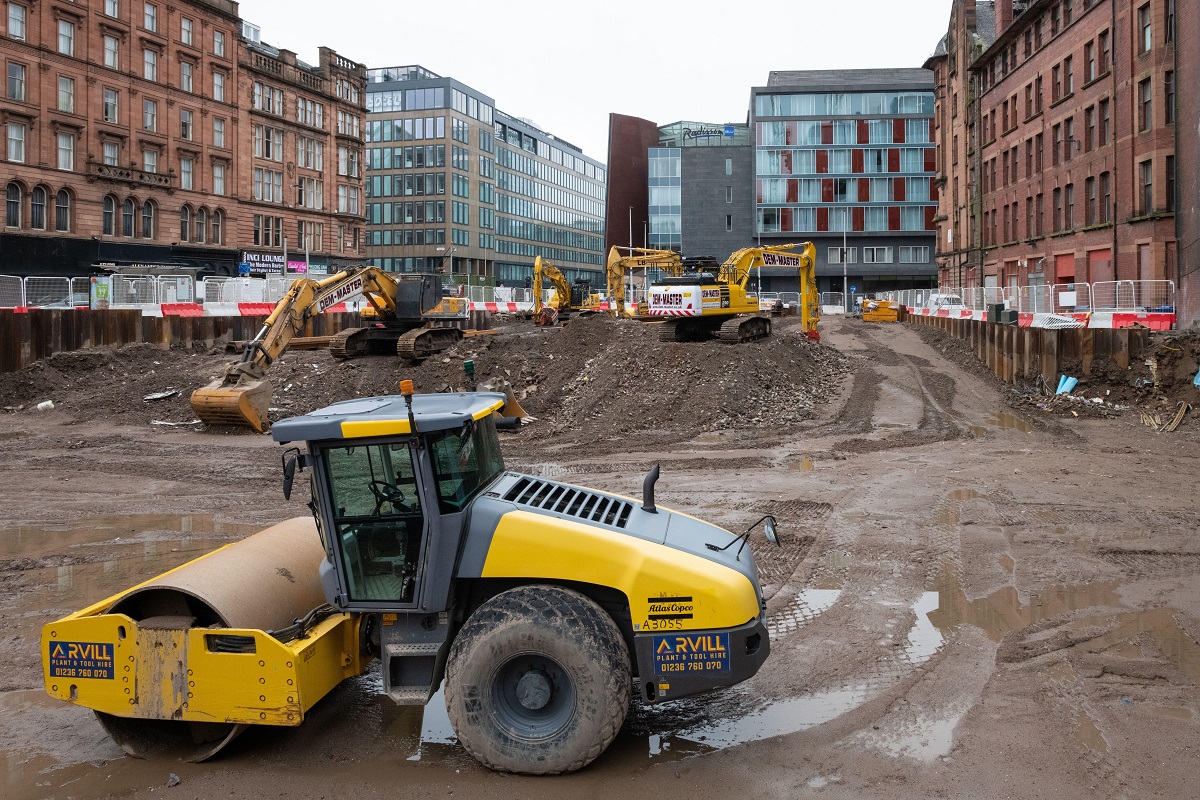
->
<box><xmin>364</xmin><ymin>66</ymin><xmax>606</xmax><ymax>288</ymax></box>
<box><xmin>607</xmin><ymin>69</ymin><xmax>939</xmax><ymax>296</ymax></box>
<box><xmin>750</xmin><ymin>69</ymin><xmax>939</xmax><ymax>295</ymax></box>
<box><xmin>493</xmin><ymin>111</ymin><xmax>605</xmax><ymax>286</ymax></box>
<box><xmin>1</xmin><ymin>0</ymin><xmax>365</xmax><ymax>278</ymax></box>
<box><xmin>929</xmin><ymin>0</ymin><xmax>1179</xmax><ymax>299</ymax></box>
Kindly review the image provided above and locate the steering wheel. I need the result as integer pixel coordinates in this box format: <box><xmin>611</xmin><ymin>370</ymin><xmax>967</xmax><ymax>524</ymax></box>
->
<box><xmin>369</xmin><ymin>480</ymin><xmax>413</xmax><ymax>515</ymax></box>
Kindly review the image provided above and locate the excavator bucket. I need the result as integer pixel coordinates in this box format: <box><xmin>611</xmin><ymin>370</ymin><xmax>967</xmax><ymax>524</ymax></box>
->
<box><xmin>476</xmin><ymin>377</ymin><xmax>530</xmax><ymax>420</ymax></box>
<box><xmin>190</xmin><ymin>372</ymin><xmax>273</xmax><ymax>432</ymax></box>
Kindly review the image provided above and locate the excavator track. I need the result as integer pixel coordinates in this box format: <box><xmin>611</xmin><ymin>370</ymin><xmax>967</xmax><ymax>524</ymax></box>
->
<box><xmin>396</xmin><ymin>326</ymin><xmax>464</xmax><ymax>361</ymax></box>
<box><xmin>718</xmin><ymin>315</ymin><xmax>772</xmax><ymax>343</ymax></box>
<box><xmin>657</xmin><ymin>319</ymin><xmax>681</xmax><ymax>342</ymax></box>
<box><xmin>329</xmin><ymin>327</ymin><xmax>370</xmax><ymax>360</ymax></box>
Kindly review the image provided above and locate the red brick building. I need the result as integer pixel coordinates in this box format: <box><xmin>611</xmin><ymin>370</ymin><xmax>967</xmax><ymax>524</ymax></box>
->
<box><xmin>1176</xmin><ymin>0</ymin><xmax>1197</xmax><ymax>326</ymax></box>
<box><xmin>1</xmin><ymin>0</ymin><xmax>365</xmax><ymax>279</ymax></box>
<box><xmin>930</xmin><ymin>0</ymin><xmax>1177</xmax><ymax>308</ymax></box>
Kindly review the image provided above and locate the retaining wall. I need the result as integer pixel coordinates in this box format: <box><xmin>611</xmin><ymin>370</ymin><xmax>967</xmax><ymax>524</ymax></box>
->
<box><xmin>907</xmin><ymin>314</ymin><xmax>1150</xmax><ymax>387</ymax></box>
<box><xmin>0</xmin><ymin>309</ymin><xmax>360</xmax><ymax>373</ymax></box>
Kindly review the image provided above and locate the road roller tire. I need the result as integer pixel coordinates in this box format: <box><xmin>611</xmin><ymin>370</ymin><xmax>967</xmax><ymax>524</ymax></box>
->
<box><xmin>444</xmin><ymin>585</ymin><xmax>631</xmax><ymax>775</ymax></box>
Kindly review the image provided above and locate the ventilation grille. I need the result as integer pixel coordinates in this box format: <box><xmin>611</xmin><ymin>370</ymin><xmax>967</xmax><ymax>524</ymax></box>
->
<box><xmin>504</xmin><ymin>477</ymin><xmax>632</xmax><ymax>529</ymax></box>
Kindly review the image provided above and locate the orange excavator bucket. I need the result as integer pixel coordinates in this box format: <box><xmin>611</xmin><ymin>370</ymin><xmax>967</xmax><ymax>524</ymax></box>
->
<box><xmin>190</xmin><ymin>364</ymin><xmax>273</xmax><ymax>432</ymax></box>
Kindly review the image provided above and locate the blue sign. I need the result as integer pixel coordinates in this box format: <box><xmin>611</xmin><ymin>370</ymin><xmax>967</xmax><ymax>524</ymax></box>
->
<box><xmin>238</xmin><ymin>262</ymin><xmax>251</xmax><ymax>275</ymax></box>
<box><xmin>48</xmin><ymin>641</ymin><xmax>114</xmax><ymax>679</ymax></box>
<box><xmin>652</xmin><ymin>633</ymin><xmax>730</xmax><ymax>675</ymax></box>
<box><xmin>724</xmin><ymin>125</ymin><xmax>735</xmax><ymax>137</ymax></box>
<box><xmin>850</xmin><ymin>286</ymin><xmax>857</xmax><ymax>293</ymax></box>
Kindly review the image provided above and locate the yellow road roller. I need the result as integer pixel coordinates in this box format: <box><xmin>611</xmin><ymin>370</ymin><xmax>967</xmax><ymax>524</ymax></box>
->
<box><xmin>43</xmin><ymin>389</ymin><xmax>777</xmax><ymax>774</ymax></box>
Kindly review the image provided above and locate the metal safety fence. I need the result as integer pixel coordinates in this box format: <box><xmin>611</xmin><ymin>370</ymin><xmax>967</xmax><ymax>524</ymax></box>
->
<box><xmin>1091</xmin><ymin>280</ymin><xmax>1175</xmax><ymax>312</ymax></box>
<box><xmin>108</xmin><ymin>276</ymin><xmax>196</xmax><ymax>307</ymax></box>
<box><xmin>0</xmin><ymin>275</ymin><xmax>23</xmax><ymax>307</ymax></box>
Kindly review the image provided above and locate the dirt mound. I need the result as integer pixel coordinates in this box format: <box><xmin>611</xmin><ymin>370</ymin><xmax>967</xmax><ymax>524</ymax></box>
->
<box><xmin>0</xmin><ymin>315</ymin><xmax>849</xmax><ymax>448</ymax></box>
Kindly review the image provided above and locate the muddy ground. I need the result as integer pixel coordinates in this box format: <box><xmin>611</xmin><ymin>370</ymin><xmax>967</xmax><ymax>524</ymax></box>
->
<box><xmin>2</xmin><ymin>315</ymin><xmax>1199</xmax><ymax>799</ymax></box>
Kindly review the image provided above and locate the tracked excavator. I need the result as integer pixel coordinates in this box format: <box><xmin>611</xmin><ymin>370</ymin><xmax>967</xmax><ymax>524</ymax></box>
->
<box><xmin>42</xmin><ymin>387</ymin><xmax>778</xmax><ymax>774</ymax></box>
<box><xmin>531</xmin><ymin>255</ymin><xmax>572</xmax><ymax>325</ymax></box>
<box><xmin>648</xmin><ymin>242</ymin><xmax>819</xmax><ymax>343</ymax></box>
<box><xmin>190</xmin><ymin>267</ymin><xmax>467</xmax><ymax>432</ymax></box>
<box><xmin>605</xmin><ymin>246</ymin><xmax>684</xmax><ymax>318</ymax></box>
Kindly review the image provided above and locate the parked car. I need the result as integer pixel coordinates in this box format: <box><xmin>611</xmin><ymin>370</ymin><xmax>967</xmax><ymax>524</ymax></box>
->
<box><xmin>39</xmin><ymin>293</ymin><xmax>90</xmax><ymax>308</ymax></box>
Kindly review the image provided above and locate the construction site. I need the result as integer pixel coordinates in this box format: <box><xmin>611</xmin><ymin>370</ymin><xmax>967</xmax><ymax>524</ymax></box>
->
<box><xmin>2</xmin><ymin>294</ymin><xmax>1200</xmax><ymax>798</ymax></box>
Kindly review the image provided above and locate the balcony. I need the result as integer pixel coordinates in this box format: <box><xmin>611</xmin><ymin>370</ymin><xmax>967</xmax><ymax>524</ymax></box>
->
<box><xmin>87</xmin><ymin>161</ymin><xmax>176</xmax><ymax>191</ymax></box>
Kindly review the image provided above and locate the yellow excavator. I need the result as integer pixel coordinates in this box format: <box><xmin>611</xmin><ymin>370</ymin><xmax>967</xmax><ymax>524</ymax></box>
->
<box><xmin>531</xmin><ymin>256</ymin><xmax>572</xmax><ymax>325</ymax></box>
<box><xmin>190</xmin><ymin>267</ymin><xmax>467</xmax><ymax>432</ymax></box>
<box><xmin>648</xmin><ymin>243</ymin><xmax>819</xmax><ymax>343</ymax></box>
<box><xmin>42</xmin><ymin>387</ymin><xmax>778</xmax><ymax>774</ymax></box>
<box><xmin>604</xmin><ymin>246</ymin><xmax>685</xmax><ymax>318</ymax></box>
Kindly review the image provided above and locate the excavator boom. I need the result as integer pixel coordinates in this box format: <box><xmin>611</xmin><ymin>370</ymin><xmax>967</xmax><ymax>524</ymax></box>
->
<box><xmin>190</xmin><ymin>266</ymin><xmax>453</xmax><ymax>431</ymax></box>
<box><xmin>606</xmin><ymin>246</ymin><xmax>684</xmax><ymax>317</ymax></box>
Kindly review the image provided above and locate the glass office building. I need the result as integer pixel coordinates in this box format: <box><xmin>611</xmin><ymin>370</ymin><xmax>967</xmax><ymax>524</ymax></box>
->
<box><xmin>493</xmin><ymin>112</ymin><xmax>606</xmax><ymax>286</ymax></box>
<box><xmin>647</xmin><ymin>148</ymin><xmax>681</xmax><ymax>252</ymax></box>
<box><xmin>364</xmin><ymin>67</ymin><xmax>606</xmax><ymax>286</ymax></box>
<box><xmin>751</xmin><ymin>70</ymin><xmax>938</xmax><ymax>293</ymax></box>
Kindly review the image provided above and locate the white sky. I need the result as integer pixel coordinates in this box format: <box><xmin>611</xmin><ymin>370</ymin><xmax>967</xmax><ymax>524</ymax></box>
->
<box><xmin>243</xmin><ymin>0</ymin><xmax>956</xmax><ymax>164</ymax></box>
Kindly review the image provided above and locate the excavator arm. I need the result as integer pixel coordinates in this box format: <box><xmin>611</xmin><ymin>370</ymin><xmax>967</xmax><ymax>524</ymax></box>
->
<box><xmin>606</xmin><ymin>246</ymin><xmax>683</xmax><ymax>317</ymax></box>
<box><xmin>532</xmin><ymin>256</ymin><xmax>572</xmax><ymax>318</ymax></box>
<box><xmin>714</xmin><ymin>243</ymin><xmax>820</xmax><ymax>338</ymax></box>
<box><xmin>190</xmin><ymin>267</ymin><xmax>402</xmax><ymax>431</ymax></box>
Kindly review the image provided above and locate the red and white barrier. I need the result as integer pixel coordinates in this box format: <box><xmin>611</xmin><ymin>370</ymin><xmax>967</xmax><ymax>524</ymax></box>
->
<box><xmin>906</xmin><ymin>306</ymin><xmax>1175</xmax><ymax>330</ymax></box>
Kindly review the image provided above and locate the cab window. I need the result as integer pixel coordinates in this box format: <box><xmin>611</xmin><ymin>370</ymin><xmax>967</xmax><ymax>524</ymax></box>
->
<box><xmin>428</xmin><ymin>417</ymin><xmax>505</xmax><ymax>513</ymax></box>
<box><xmin>324</xmin><ymin>441</ymin><xmax>423</xmax><ymax>604</ymax></box>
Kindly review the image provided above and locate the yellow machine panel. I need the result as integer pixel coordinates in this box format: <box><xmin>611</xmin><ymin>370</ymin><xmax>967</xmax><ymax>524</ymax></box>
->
<box><xmin>480</xmin><ymin>510</ymin><xmax>761</xmax><ymax>631</ymax></box>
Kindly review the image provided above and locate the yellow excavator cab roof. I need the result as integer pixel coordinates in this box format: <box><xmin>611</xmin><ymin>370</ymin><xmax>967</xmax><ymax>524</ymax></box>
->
<box><xmin>270</xmin><ymin>392</ymin><xmax>506</xmax><ymax>443</ymax></box>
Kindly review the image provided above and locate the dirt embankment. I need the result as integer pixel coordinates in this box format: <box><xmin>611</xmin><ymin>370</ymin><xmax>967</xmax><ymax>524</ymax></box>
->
<box><xmin>0</xmin><ymin>314</ymin><xmax>850</xmax><ymax>452</ymax></box>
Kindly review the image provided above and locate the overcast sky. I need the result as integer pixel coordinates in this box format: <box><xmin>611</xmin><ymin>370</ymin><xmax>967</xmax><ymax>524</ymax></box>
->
<box><xmin>243</xmin><ymin>0</ymin><xmax>956</xmax><ymax>164</ymax></box>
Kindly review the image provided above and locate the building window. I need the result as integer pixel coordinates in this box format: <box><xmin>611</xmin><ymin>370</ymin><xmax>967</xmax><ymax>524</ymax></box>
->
<box><xmin>1099</xmin><ymin>172</ymin><xmax>1111</xmax><ymax>222</ymax></box>
<box><xmin>144</xmin><ymin>49</ymin><xmax>157</xmax><ymax>81</ymax></box>
<box><xmin>1166</xmin><ymin>0</ymin><xmax>1175</xmax><ymax>42</ymax></box>
<box><xmin>1053</xmin><ymin>187</ymin><xmax>1063</xmax><ymax>231</ymax></box>
<box><xmin>122</xmin><ymin>198</ymin><xmax>135</xmax><ymax>236</ymax></box>
<box><xmin>195</xmin><ymin>207</ymin><xmax>206</xmax><ymax>243</ymax></box>
<box><xmin>144</xmin><ymin>2</ymin><xmax>157</xmax><ymax>31</ymax></box>
<box><xmin>143</xmin><ymin>99</ymin><xmax>157</xmax><ymax>131</ymax></box>
<box><xmin>1164</xmin><ymin>71</ymin><xmax>1174</xmax><ymax>124</ymax></box>
<box><xmin>179</xmin><ymin>206</ymin><xmax>190</xmax><ymax>241</ymax></box>
<box><xmin>1064</xmin><ymin>183</ymin><xmax>1075</xmax><ymax>229</ymax></box>
<box><xmin>141</xmin><ymin>200</ymin><xmax>154</xmax><ymax>238</ymax></box>
<box><xmin>211</xmin><ymin>210</ymin><xmax>222</xmax><ymax>244</ymax></box>
<box><xmin>1085</xmin><ymin>176</ymin><xmax>1096</xmax><ymax>225</ymax></box>
<box><xmin>1063</xmin><ymin>55</ymin><xmax>1073</xmax><ymax>95</ymax></box>
<box><xmin>1138</xmin><ymin>78</ymin><xmax>1151</xmax><ymax>131</ymax></box>
<box><xmin>1099</xmin><ymin>98</ymin><xmax>1110</xmax><ymax>145</ymax></box>
<box><xmin>104</xmin><ymin>35</ymin><xmax>119</xmax><ymax>69</ymax></box>
<box><xmin>725</xmin><ymin>158</ymin><xmax>732</xmax><ymax>176</ymax></box>
<box><xmin>29</xmin><ymin>185</ymin><xmax>45</xmax><ymax>229</ymax></box>
<box><xmin>1137</xmin><ymin>4</ymin><xmax>1151</xmax><ymax>53</ymax></box>
<box><xmin>103</xmin><ymin>88</ymin><xmax>119</xmax><ymax>123</ymax></box>
<box><xmin>55</xmin><ymin>189</ymin><xmax>70</xmax><ymax>231</ymax></box>
<box><xmin>7</xmin><ymin>62</ymin><xmax>24</xmax><ymax>100</ymax></box>
<box><xmin>180</xmin><ymin>108</ymin><xmax>192</xmax><ymax>140</ymax></box>
<box><xmin>213</xmin><ymin>117</ymin><xmax>225</xmax><ymax>148</ymax></box>
<box><xmin>180</xmin><ymin>157</ymin><xmax>192</xmax><ymax>189</ymax></box>
<box><xmin>142</xmin><ymin>149</ymin><xmax>157</xmax><ymax>174</ymax></box>
<box><xmin>212</xmin><ymin>163</ymin><xmax>225</xmax><ymax>195</ymax></box>
<box><xmin>180</xmin><ymin>61</ymin><xmax>192</xmax><ymax>93</ymax></box>
<box><xmin>181</xmin><ymin>17</ymin><xmax>192</xmax><ymax>46</ymax></box>
<box><xmin>57</xmin><ymin>76</ymin><xmax>74</xmax><ymax>113</ymax></box>
<box><xmin>254</xmin><ymin>125</ymin><xmax>284</xmax><ymax>161</ymax></box>
<box><xmin>213</xmin><ymin>30</ymin><xmax>225</xmax><ymax>57</ymax></box>
<box><xmin>253</xmin><ymin>168</ymin><xmax>283</xmax><ymax>202</ymax></box>
<box><xmin>57</xmin><ymin>19</ymin><xmax>73</xmax><ymax>56</ymax></box>
<box><xmin>1166</xmin><ymin>155</ymin><xmax>1175</xmax><ymax>212</ymax></box>
<box><xmin>1139</xmin><ymin>160</ymin><xmax>1153</xmax><ymax>214</ymax></box>
<box><xmin>212</xmin><ymin>71</ymin><xmax>225</xmax><ymax>102</ymax></box>
<box><xmin>5</xmin><ymin>181</ymin><xmax>20</xmax><ymax>226</ymax></box>
<box><xmin>103</xmin><ymin>141</ymin><xmax>119</xmax><ymax>165</ymax></box>
<box><xmin>253</xmin><ymin>82</ymin><xmax>284</xmax><ymax>115</ymax></box>
<box><xmin>7</xmin><ymin>3</ymin><xmax>26</xmax><ymax>40</ymax></box>
<box><xmin>102</xmin><ymin>195</ymin><xmax>115</xmax><ymax>234</ymax></box>
<box><xmin>56</xmin><ymin>132</ymin><xmax>74</xmax><ymax>170</ymax></box>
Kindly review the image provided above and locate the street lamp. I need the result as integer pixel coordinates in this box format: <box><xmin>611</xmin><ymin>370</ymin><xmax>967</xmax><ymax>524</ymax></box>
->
<box><xmin>842</xmin><ymin>208</ymin><xmax>849</xmax><ymax>313</ymax></box>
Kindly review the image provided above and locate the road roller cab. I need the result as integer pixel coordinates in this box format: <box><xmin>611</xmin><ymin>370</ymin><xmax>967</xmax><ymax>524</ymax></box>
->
<box><xmin>43</xmin><ymin>390</ymin><xmax>776</xmax><ymax>775</ymax></box>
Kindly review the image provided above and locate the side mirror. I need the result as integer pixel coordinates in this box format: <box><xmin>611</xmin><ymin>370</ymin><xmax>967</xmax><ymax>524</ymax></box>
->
<box><xmin>281</xmin><ymin>447</ymin><xmax>306</xmax><ymax>500</ymax></box>
<box><xmin>764</xmin><ymin>515</ymin><xmax>780</xmax><ymax>547</ymax></box>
